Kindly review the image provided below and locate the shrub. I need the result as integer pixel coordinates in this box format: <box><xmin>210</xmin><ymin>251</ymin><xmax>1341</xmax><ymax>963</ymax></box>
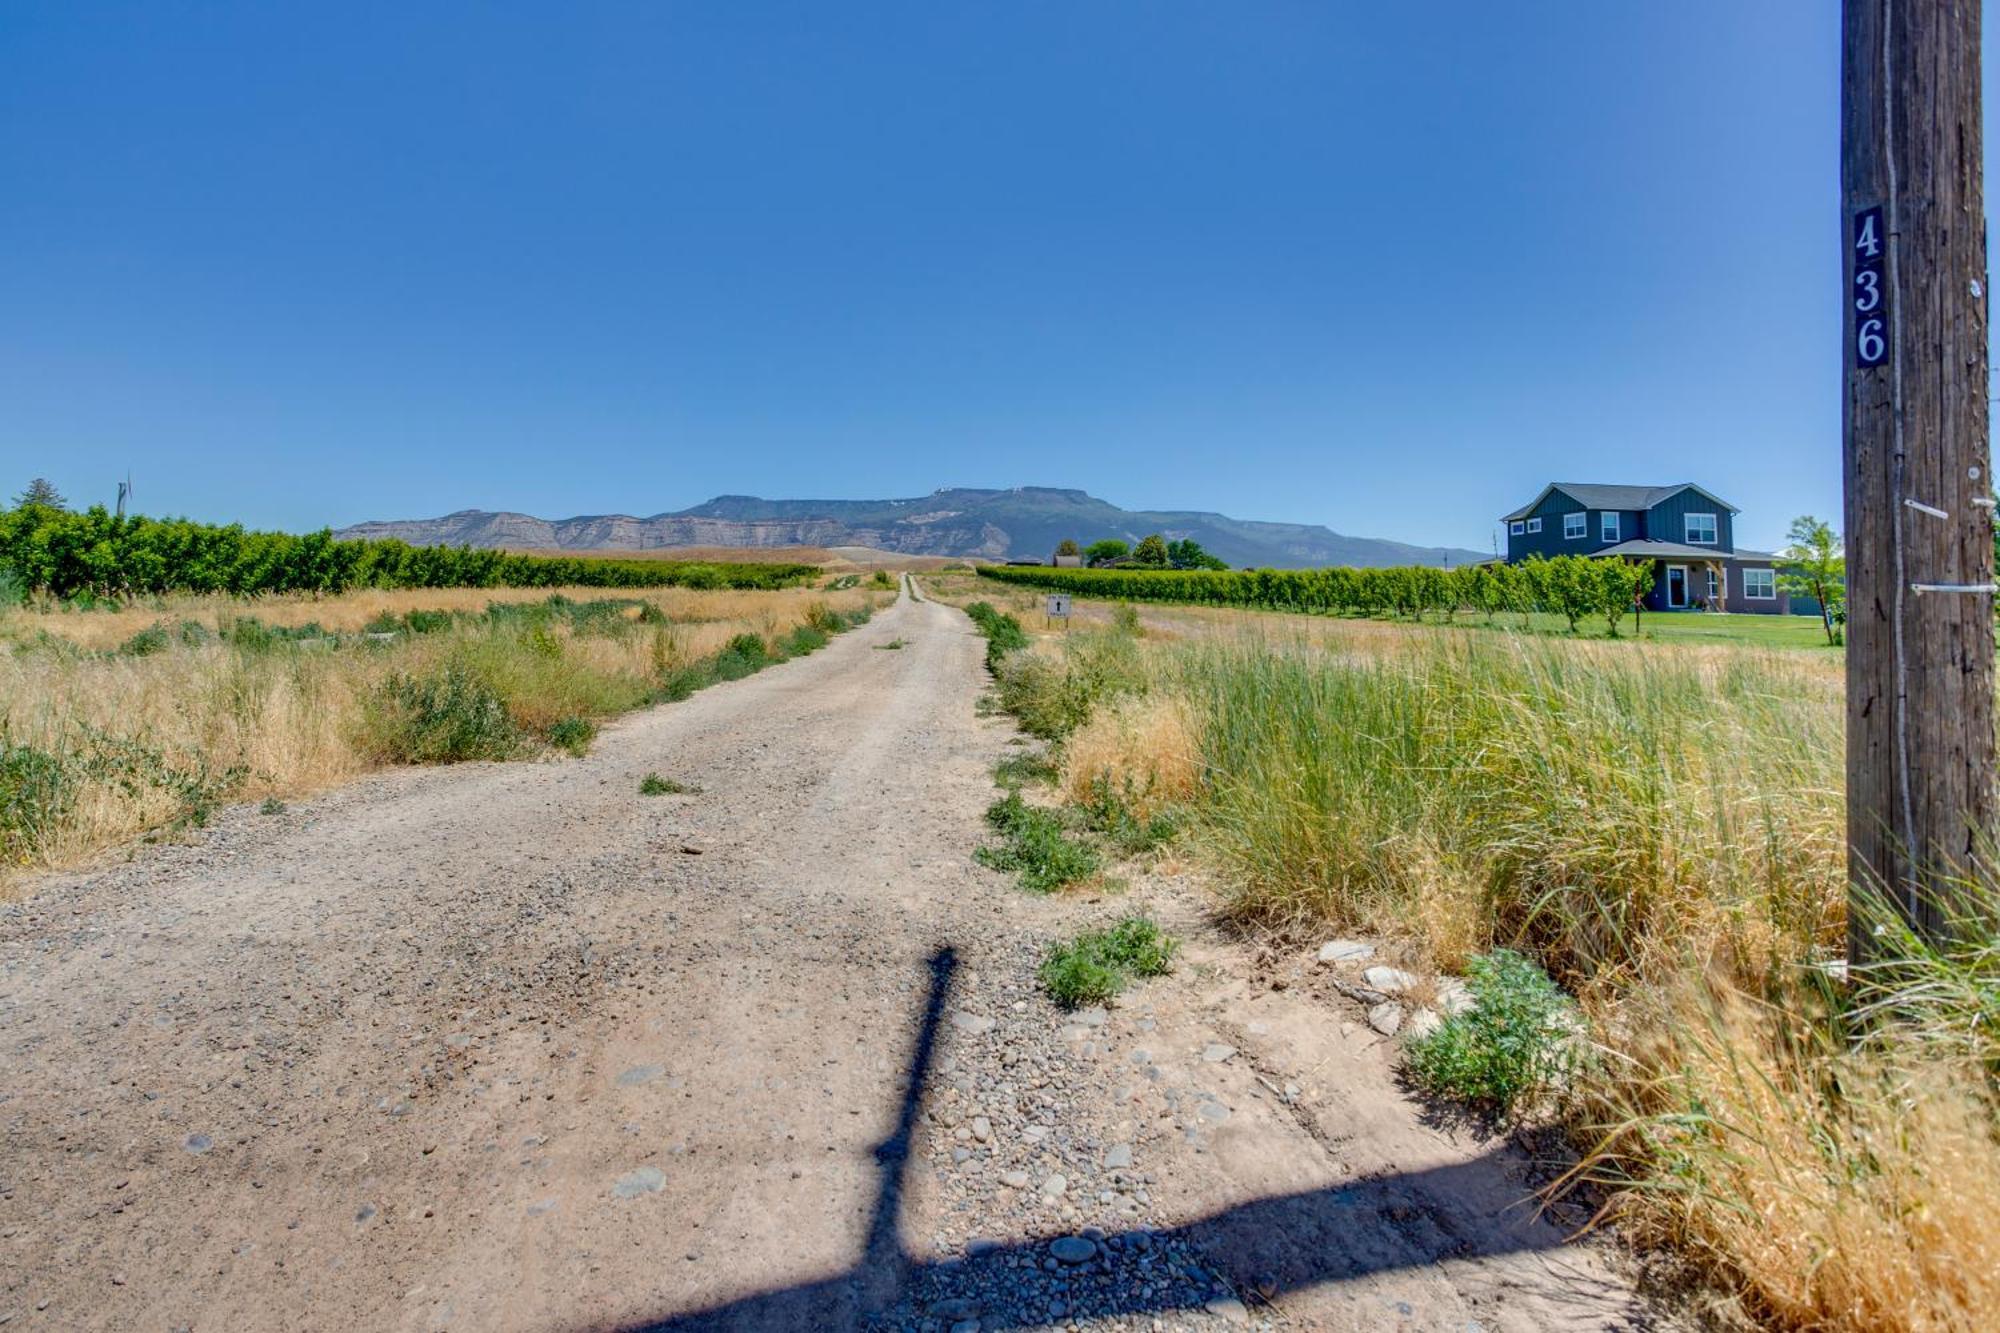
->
<box><xmin>258</xmin><ymin>796</ymin><xmax>287</xmax><ymax>815</ymax></box>
<box><xmin>546</xmin><ymin>716</ymin><xmax>597</xmax><ymax>756</ymax></box>
<box><xmin>402</xmin><ymin>608</ymin><xmax>453</xmax><ymax>634</ymax></box>
<box><xmin>368</xmin><ymin>663</ymin><xmax>522</xmax><ymax>763</ymax></box>
<box><xmin>974</xmin><ymin>791</ymin><xmax>1100</xmax><ymax>892</ymax></box>
<box><xmin>120</xmin><ymin>623</ymin><xmax>172</xmax><ymax>656</ymax></box>
<box><xmin>639</xmin><ymin>772</ymin><xmax>696</xmax><ymax>796</ymax></box>
<box><xmin>964</xmin><ymin>601</ymin><xmax>1029</xmax><ymax>672</ymax></box>
<box><xmin>804</xmin><ymin>600</ymin><xmax>844</xmax><ymax>634</ymax></box>
<box><xmin>1039</xmin><ymin>916</ymin><xmax>1179</xmax><ymax>1008</ymax></box>
<box><xmin>782</xmin><ymin>623</ymin><xmax>829</xmax><ymax>657</ymax></box>
<box><xmin>1402</xmin><ymin>949</ymin><xmax>1583</xmax><ymax>1115</ymax></box>
<box><xmin>870</xmin><ymin>569</ymin><xmax>896</xmax><ymax>589</ymax></box>
<box><xmin>995</xmin><ymin>625</ymin><xmax>1147</xmax><ymax>740</ymax></box>
<box><xmin>1079</xmin><ymin>776</ymin><xmax>1181</xmax><ymax>856</ymax></box>
<box><xmin>713</xmin><ymin>632</ymin><xmax>769</xmax><ymax>680</ymax></box>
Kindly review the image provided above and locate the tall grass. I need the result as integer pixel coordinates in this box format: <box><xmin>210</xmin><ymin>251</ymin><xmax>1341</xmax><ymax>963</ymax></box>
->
<box><xmin>0</xmin><ymin>587</ymin><xmax>881</xmax><ymax>882</ymax></box>
<box><xmin>1179</xmin><ymin>633</ymin><xmax>1844</xmax><ymax>984</ymax></box>
<box><xmin>989</xmin><ymin>616</ymin><xmax>1995</xmax><ymax>1331</ymax></box>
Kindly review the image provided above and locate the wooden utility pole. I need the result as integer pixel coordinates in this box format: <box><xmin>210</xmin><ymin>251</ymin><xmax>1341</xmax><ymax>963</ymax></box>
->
<box><xmin>1842</xmin><ymin>0</ymin><xmax>1997</xmax><ymax>957</ymax></box>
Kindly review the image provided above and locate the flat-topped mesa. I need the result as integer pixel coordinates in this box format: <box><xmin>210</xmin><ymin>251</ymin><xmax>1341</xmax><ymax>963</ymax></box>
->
<box><xmin>334</xmin><ymin>488</ymin><xmax>1485</xmax><ymax>569</ymax></box>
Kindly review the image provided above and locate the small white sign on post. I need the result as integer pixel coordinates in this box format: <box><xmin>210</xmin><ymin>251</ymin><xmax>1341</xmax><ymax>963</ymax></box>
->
<box><xmin>1045</xmin><ymin>593</ymin><xmax>1072</xmax><ymax>623</ymax></box>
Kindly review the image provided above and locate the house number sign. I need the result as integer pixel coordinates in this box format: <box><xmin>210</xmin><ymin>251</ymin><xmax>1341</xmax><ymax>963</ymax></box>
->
<box><xmin>1852</xmin><ymin>205</ymin><xmax>1888</xmax><ymax>369</ymax></box>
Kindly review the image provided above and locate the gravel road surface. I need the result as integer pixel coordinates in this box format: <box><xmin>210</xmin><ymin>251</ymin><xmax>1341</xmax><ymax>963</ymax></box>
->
<box><xmin>0</xmin><ymin>588</ymin><xmax>1651</xmax><ymax>1331</ymax></box>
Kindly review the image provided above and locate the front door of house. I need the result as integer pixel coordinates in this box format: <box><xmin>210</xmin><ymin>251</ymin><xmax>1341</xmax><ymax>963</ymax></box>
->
<box><xmin>1666</xmin><ymin>565</ymin><xmax>1688</xmax><ymax>609</ymax></box>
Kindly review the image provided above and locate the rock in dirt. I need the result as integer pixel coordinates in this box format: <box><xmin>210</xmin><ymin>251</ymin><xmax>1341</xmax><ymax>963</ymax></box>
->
<box><xmin>1363</xmin><ymin>965</ymin><xmax>1419</xmax><ymax>994</ymax></box>
<box><xmin>1204</xmin><ymin>1293</ymin><xmax>1252</xmax><ymax>1324</ymax></box>
<box><xmin>1367</xmin><ymin>1002</ymin><xmax>1404</xmax><ymax>1036</ymax></box>
<box><xmin>611</xmin><ymin>1166</ymin><xmax>666</xmax><ymax>1199</ymax></box>
<box><xmin>1049</xmin><ymin>1235</ymin><xmax>1097</xmax><ymax>1264</ymax></box>
<box><xmin>1317</xmin><ymin>939</ymin><xmax>1375</xmax><ymax>964</ymax></box>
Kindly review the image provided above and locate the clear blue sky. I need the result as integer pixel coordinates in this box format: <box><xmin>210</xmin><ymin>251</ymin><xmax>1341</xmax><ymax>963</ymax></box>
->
<box><xmin>0</xmin><ymin>2</ymin><xmax>1933</xmax><ymax>552</ymax></box>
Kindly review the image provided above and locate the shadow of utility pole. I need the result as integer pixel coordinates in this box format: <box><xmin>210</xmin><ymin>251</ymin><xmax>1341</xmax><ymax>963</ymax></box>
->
<box><xmin>606</xmin><ymin>944</ymin><xmax>1639</xmax><ymax>1332</ymax></box>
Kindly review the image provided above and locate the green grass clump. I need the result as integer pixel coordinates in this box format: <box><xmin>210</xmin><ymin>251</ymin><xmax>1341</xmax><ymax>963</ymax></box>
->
<box><xmin>875</xmin><ymin>638</ymin><xmax>906</xmax><ymax>651</ymax></box>
<box><xmin>367</xmin><ymin>662</ymin><xmax>523</xmax><ymax>763</ymax></box>
<box><xmin>713</xmin><ymin>632</ymin><xmax>770</xmax><ymax>680</ymax></box>
<box><xmin>782</xmin><ymin>623</ymin><xmax>830</xmax><ymax>657</ymax></box>
<box><xmin>1038</xmin><ymin>916</ymin><xmax>1179</xmax><ymax>1008</ymax></box>
<box><xmin>995</xmin><ymin>623</ymin><xmax>1148</xmax><ymax>739</ymax></box>
<box><xmin>638</xmin><ymin>772</ymin><xmax>697</xmax><ymax>796</ymax></box>
<box><xmin>804</xmin><ymin>600</ymin><xmax>845</xmax><ymax>634</ymax></box>
<box><xmin>974</xmin><ymin>790</ymin><xmax>1099</xmax><ymax>892</ymax></box>
<box><xmin>121</xmin><ymin>623</ymin><xmax>172</xmax><ymax>656</ymax></box>
<box><xmin>0</xmin><ymin>741</ymin><xmax>70</xmax><ymax>863</ymax></box>
<box><xmin>964</xmin><ymin>601</ymin><xmax>1029</xmax><ymax>672</ymax></box>
<box><xmin>871</xmin><ymin>569</ymin><xmax>896</xmax><ymax>589</ymax></box>
<box><xmin>992</xmin><ymin>751</ymin><xmax>1058</xmax><ymax>789</ymax></box>
<box><xmin>546</xmin><ymin>716</ymin><xmax>597</xmax><ymax>756</ymax></box>
<box><xmin>258</xmin><ymin>796</ymin><xmax>287</xmax><ymax>815</ymax></box>
<box><xmin>1403</xmin><ymin>949</ymin><xmax>1583</xmax><ymax>1116</ymax></box>
<box><xmin>1079</xmin><ymin>775</ymin><xmax>1180</xmax><ymax>856</ymax></box>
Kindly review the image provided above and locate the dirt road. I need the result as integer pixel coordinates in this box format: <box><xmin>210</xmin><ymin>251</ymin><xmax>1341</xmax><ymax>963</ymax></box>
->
<box><xmin>0</xmin><ymin>588</ymin><xmax>1652</xmax><ymax>1331</ymax></box>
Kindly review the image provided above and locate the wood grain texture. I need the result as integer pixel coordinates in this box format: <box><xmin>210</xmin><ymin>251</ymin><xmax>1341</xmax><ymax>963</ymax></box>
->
<box><xmin>1842</xmin><ymin>0</ymin><xmax>1997</xmax><ymax>953</ymax></box>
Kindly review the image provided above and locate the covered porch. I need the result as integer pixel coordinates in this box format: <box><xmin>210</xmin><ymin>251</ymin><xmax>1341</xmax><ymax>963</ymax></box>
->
<box><xmin>1593</xmin><ymin>540</ymin><xmax>1731</xmax><ymax>612</ymax></box>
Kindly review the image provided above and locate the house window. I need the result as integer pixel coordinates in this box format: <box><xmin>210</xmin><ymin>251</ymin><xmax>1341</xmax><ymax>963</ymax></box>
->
<box><xmin>1509</xmin><ymin>521</ymin><xmax>1525</xmax><ymax>536</ymax></box>
<box><xmin>1744</xmin><ymin>567</ymin><xmax>1776</xmax><ymax>599</ymax></box>
<box><xmin>1601</xmin><ymin>512</ymin><xmax>1620</xmax><ymax>543</ymax></box>
<box><xmin>1685</xmin><ymin>512</ymin><xmax>1718</xmax><ymax>545</ymax></box>
<box><xmin>1563</xmin><ymin>512</ymin><xmax>1586</xmax><ymax>540</ymax></box>
<box><xmin>1706</xmin><ymin>568</ymin><xmax>1720</xmax><ymax>603</ymax></box>
<box><xmin>1526</xmin><ymin>518</ymin><xmax>1542</xmax><ymax>533</ymax></box>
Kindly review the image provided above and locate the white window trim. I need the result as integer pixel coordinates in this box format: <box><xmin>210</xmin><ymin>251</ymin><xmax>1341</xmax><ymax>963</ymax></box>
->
<box><xmin>1665</xmin><ymin>564</ymin><xmax>1689</xmax><ymax>608</ymax></box>
<box><xmin>1744</xmin><ymin>567</ymin><xmax>1777</xmax><ymax>600</ymax></box>
<box><xmin>1509</xmin><ymin>521</ymin><xmax>1525</xmax><ymax>536</ymax></box>
<box><xmin>1684</xmin><ymin>512</ymin><xmax>1719</xmax><ymax>545</ymax></box>
<box><xmin>1601</xmin><ymin>512</ymin><xmax>1620</xmax><ymax>543</ymax></box>
<box><xmin>1525</xmin><ymin>517</ymin><xmax>1542</xmax><ymax>533</ymax></box>
<box><xmin>1706</xmin><ymin>567</ymin><xmax>1720</xmax><ymax>601</ymax></box>
<box><xmin>1562</xmin><ymin>512</ymin><xmax>1587</xmax><ymax>540</ymax></box>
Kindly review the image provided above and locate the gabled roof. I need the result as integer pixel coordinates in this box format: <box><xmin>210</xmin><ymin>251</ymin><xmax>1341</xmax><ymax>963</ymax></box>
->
<box><xmin>1501</xmin><ymin>482</ymin><xmax>1739</xmax><ymax>523</ymax></box>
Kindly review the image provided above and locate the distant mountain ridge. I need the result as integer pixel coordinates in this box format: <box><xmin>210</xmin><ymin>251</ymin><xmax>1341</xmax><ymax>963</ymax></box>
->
<box><xmin>335</xmin><ymin>487</ymin><xmax>1485</xmax><ymax>569</ymax></box>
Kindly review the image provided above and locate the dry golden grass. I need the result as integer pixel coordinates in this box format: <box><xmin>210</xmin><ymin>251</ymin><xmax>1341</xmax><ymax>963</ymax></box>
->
<box><xmin>1593</xmin><ymin>987</ymin><xmax>2000</xmax><ymax>1332</ymax></box>
<box><xmin>1058</xmin><ymin>691</ymin><xmax>1201</xmax><ymax>818</ymax></box>
<box><xmin>0</xmin><ymin>587</ymin><xmax>882</xmax><ymax>885</ymax></box>
<box><xmin>13</xmin><ymin>584</ymin><xmax>862</xmax><ymax>651</ymax></box>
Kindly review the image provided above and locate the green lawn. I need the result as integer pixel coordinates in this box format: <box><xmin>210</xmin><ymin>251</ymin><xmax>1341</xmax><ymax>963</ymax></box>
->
<box><xmin>1619</xmin><ymin>609</ymin><xmax>1836</xmax><ymax>649</ymax></box>
<box><xmin>1420</xmin><ymin>609</ymin><xmax>1837</xmax><ymax>649</ymax></box>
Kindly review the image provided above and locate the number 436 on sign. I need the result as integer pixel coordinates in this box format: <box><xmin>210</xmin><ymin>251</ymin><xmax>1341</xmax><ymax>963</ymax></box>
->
<box><xmin>1852</xmin><ymin>206</ymin><xmax>1887</xmax><ymax>369</ymax></box>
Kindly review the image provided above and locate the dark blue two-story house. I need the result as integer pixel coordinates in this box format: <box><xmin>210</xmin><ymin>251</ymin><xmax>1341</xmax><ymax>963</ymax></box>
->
<box><xmin>1500</xmin><ymin>482</ymin><xmax>1791</xmax><ymax>614</ymax></box>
